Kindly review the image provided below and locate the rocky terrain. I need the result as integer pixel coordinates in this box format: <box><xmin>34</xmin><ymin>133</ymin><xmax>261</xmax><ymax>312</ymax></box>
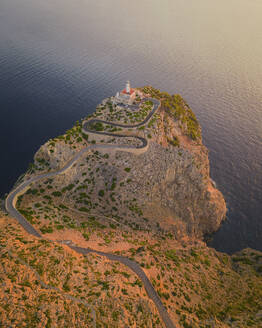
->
<box><xmin>1</xmin><ymin>217</ymin><xmax>261</xmax><ymax>327</ymax></box>
<box><xmin>17</xmin><ymin>87</ymin><xmax>226</xmax><ymax>241</ymax></box>
<box><xmin>2</xmin><ymin>86</ymin><xmax>261</xmax><ymax>327</ymax></box>
<box><xmin>0</xmin><ymin>217</ymin><xmax>162</xmax><ymax>328</ymax></box>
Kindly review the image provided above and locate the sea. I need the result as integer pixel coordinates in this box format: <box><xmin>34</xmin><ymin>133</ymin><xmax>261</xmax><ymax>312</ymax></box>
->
<box><xmin>0</xmin><ymin>0</ymin><xmax>261</xmax><ymax>253</ymax></box>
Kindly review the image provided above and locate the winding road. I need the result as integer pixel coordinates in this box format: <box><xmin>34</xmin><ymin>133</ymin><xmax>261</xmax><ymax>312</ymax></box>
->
<box><xmin>82</xmin><ymin>97</ymin><xmax>160</xmax><ymax>148</ymax></box>
<box><xmin>5</xmin><ymin>97</ymin><xmax>176</xmax><ymax>328</ymax></box>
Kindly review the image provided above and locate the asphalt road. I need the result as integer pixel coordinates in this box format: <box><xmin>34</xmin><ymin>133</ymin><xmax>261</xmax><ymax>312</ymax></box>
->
<box><xmin>5</xmin><ymin>97</ymin><xmax>176</xmax><ymax>328</ymax></box>
<box><xmin>83</xmin><ymin>98</ymin><xmax>160</xmax><ymax>130</ymax></box>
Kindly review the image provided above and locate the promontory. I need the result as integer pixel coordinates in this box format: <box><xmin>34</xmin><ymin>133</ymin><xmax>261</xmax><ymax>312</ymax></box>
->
<box><xmin>1</xmin><ymin>85</ymin><xmax>261</xmax><ymax>328</ymax></box>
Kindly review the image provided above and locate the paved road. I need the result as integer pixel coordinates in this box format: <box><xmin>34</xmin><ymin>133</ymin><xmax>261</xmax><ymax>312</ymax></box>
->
<box><xmin>83</xmin><ymin>97</ymin><xmax>160</xmax><ymax>130</ymax></box>
<box><xmin>5</xmin><ymin>98</ymin><xmax>176</xmax><ymax>328</ymax></box>
<box><xmin>82</xmin><ymin>98</ymin><xmax>160</xmax><ymax>149</ymax></box>
<box><xmin>70</xmin><ymin>246</ymin><xmax>175</xmax><ymax>328</ymax></box>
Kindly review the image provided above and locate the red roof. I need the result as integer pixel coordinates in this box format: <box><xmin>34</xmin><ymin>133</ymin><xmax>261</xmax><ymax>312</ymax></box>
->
<box><xmin>121</xmin><ymin>88</ymin><xmax>135</xmax><ymax>95</ymax></box>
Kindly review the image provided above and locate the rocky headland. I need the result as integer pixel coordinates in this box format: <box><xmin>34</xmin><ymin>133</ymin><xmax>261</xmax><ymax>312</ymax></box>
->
<box><xmin>1</xmin><ymin>86</ymin><xmax>261</xmax><ymax>327</ymax></box>
<box><xmin>19</xmin><ymin>86</ymin><xmax>226</xmax><ymax>240</ymax></box>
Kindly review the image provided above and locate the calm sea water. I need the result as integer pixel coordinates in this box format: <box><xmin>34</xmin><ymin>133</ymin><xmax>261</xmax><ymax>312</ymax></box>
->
<box><xmin>0</xmin><ymin>0</ymin><xmax>261</xmax><ymax>253</ymax></box>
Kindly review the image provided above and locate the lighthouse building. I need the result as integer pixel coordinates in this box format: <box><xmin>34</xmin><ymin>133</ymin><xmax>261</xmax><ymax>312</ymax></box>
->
<box><xmin>114</xmin><ymin>81</ymin><xmax>138</xmax><ymax>105</ymax></box>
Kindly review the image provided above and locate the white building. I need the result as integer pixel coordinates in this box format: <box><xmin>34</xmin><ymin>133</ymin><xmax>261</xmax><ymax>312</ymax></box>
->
<box><xmin>114</xmin><ymin>81</ymin><xmax>138</xmax><ymax>105</ymax></box>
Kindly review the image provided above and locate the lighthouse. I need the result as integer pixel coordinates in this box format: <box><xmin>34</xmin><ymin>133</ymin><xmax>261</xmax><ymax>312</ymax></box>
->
<box><xmin>114</xmin><ymin>81</ymin><xmax>139</xmax><ymax>105</ymax></box>
<box><xmin>126</xmin><ymin>81</ymin><xmax>131</xmax><ymax>94</ymax></box>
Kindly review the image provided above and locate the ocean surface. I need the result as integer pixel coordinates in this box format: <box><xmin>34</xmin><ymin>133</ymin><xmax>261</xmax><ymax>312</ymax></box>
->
<box><xmin>0</xmin><ymin>0</ymin><xmax>261</xmax><ymax>253</ymax></box>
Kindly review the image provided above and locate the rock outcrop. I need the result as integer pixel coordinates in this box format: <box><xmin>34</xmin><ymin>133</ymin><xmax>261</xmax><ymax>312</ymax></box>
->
<box><xmin>7</xmin><ymin>87</ymin><xmax>262</xmax><ymax>328</ymax></box>
<box><xmin>23</xmin><ymin>86</ymin><xmax>226</xmax><ymax>241</ymax></box>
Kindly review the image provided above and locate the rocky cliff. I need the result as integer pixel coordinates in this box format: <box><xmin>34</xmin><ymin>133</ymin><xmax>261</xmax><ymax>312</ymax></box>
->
<box><xmin>5</xmin><ymin>87</ymin><xmax>262</xmax><ymax>328</ymax></box>
<box><xmin>18</xmin><ymin>86</ymin><xmax>226</xmax><ymax>241</ymax></box>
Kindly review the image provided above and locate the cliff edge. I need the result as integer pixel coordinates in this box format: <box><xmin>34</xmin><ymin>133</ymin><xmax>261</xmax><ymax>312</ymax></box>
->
<box><xmin>18</xmin><ymin>86</ymin><xmax>226</xmax><ymax>241</ymax></box>
<box><xmin>4</xmin><ymin>87</ymin><xmax>261</xmax><ymax>328</ymax></box>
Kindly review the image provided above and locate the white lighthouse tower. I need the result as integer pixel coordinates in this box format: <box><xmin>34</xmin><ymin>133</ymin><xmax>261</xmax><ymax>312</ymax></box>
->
<box><xmin>126</xmin><ymin>81</ymin><xmax>131</xmax><ymax>94</ymax></box>
<box><xmin>114</xmin><ymin>81</ymin><xmax>138</xmax><ymax>105</ymax></box>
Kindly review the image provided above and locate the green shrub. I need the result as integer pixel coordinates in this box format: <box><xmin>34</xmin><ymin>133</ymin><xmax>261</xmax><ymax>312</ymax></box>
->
<box><xmin>52</xmin><ymin>191</ymin><xmax>62</xmax><ymax>197</ymax></box>
<box><xmin>121</xmin><ymin>288</ymin><xmax>128</xmax><ymax>295</ymax></box>
<box><xmin>79</xmin><ymin>207</ymin><xmax>89</xmax><ymax>212</ymax></box>
<box><xmin>82</xmin><ymin>233</ymin><xmax>89</xmax><ymax>241</ymax></box>
<box><xmin>59</xmin><ymin>204</ymin><xmax>68</xmax><ymax>209</ymax></box>
<box><xmin>82</xmin><ymin>133</ymin><xmax>89</xmax><ymax>141</ymax></box>
<box><xmin>98</xmin><ymin>190</ymin><xmax>105</xmax><ymax>197</ymax></box>
<box><xmin>112</xmin><ymin>311</ymin><xmax>119</xmax><ymax>321</ymax></box>
<box><xmin>232</xmin><ymin>257</ymin><xmax>253</xmax><ymax>265</ymax></box>
<box><xmin>91</xmin><ymin>122</ymin><xmax>104</xmax><ymax>131</ymax></box>
<box><xmin>168</xmin><ymin>136</ymin><xmax>180</xmax><ymax>147</ymax></box>
<box><xmin>165</xmin><ymin>250</ymin><xmax>180</xmax><ymax>265</ymax></box>
<box><xmin>40</xmin><ymin>225</ymin><xmax>54</xmax><ymax>234</ymax></box>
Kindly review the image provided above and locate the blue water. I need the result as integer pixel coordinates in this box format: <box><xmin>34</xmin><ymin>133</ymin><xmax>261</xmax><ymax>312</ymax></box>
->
<box><xmin>0</xmin><ymin>0</ymin><xmax>261</xmax><ymax>253</ymax></box>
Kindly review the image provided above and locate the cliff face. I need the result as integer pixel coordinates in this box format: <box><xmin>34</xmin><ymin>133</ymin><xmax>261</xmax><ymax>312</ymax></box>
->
<box><xmin>22</xmin><ymin>86</ymin><xmax>226</xmax><ymax>241</ymax></box>
<box><xmin>6</xmin><ymin>87</ymin><xmax>262</xmax><ymax>328</ymax></box>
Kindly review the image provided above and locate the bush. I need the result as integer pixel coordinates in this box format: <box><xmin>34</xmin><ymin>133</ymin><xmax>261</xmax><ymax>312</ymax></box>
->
<box><xmin>165</xmin><ymin>250</ymin><xmax>180</xmax><ymax>265</ymax></box>
<box><xmin>18</xmin><ymin>209</ymin><xmax>34</xmax><ymax>224</ymax></box>
<box><xmin>82</xmin><ymin>233</ymin><xmax>89</xmax><ymax>241</ymax></box>
<box><xmin>79</xmin><ymin>207</ymin><xmax>89</xmax><ymax>212</ymax></box>
<box><xmin>98</xmin><ymin>190</ymin><xmax>105</xmax><ymax>197</ymax></box>
<box><xmin>82</xmin><ymin>133</ymin><xmax>89</xmax><ymax>141</ymax></box>
<box><xmin>52</xmin><ymin>191</ymin><xmax>62</xmax><ymax>197</ymax></box>
<box><xmin>110</xmin><ymin>182</ymin><xmax>116</xmax><ymax>190</ymax></box>
<box><xmin>40</xmin><ymin>225</ymin><xmax>54</xmax><ymax>234</ymax></box>
<box><xmin>232</xmin><ymin>257</ymin><xmax>253</xmax><ymax>265</ymax></box>
<box><xmin>112</xmin><ymin>311</ymin><xmax>119</xmax><ymax>321</ymax></box>
<box><xmin>121</xmin><ymin>288</ymin><xmax>128</xmax><ymax>295</ymax></box>
<box><xmin>168</xmin><ymin>136</ymin><xmax>180</xmax><ymax>147</ymax></box>
<box><xmin>59</xmin><ymin>204</ymin><xmax>68</xmax><ymax>209</ymax></box>
<box><xmin>91</xmin><ymin>122</ymin><xmax>104</xmax><ymax>131</ymax></box>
